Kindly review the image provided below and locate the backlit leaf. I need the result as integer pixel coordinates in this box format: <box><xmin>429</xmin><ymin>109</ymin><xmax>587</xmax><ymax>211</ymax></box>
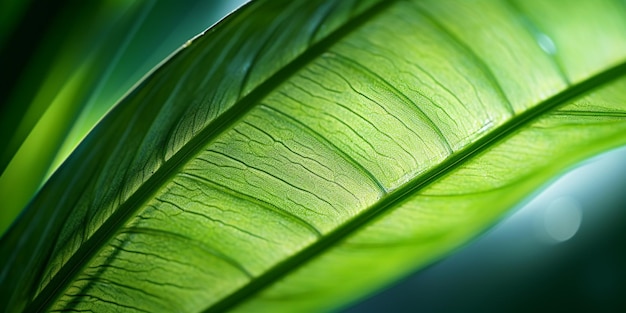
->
<box><xmin>1</xmin><ymin>0</ymin><xmax>625</xmax><ymax>312</ymax></box>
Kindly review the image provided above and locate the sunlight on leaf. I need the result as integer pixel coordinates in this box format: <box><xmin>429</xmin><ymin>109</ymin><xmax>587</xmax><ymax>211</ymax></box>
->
<box><xmin>0</xmin><ymin>0</ymin><xmax>625</xmax><ymax>312</ymax></box>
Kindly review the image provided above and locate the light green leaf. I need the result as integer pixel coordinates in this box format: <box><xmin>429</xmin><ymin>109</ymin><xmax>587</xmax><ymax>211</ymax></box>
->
<box><xmin>1</xmin><ymin>0</ymin><xmax>626</xmax><ymax>312</ymax></box>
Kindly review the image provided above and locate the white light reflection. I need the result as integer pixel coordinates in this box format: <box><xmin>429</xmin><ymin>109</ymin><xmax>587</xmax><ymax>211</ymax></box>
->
<box><xmin>542</xmin><ymin>196</ymin><xmax>583</xmax><ymax>242</ymax></box>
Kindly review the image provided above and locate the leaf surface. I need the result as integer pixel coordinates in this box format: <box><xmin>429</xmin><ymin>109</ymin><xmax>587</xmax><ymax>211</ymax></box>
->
<box><xmin>1</xmin><ymin>0</ymin><xmax>626</xmax><ymax>312</ymax></box>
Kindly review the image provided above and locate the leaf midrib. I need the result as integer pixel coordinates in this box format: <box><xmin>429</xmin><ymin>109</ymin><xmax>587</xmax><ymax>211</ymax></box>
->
<box><xmin>29</xmin><ymin>0</ymin><xmax>626</xmax><ymax>311</ymax></box>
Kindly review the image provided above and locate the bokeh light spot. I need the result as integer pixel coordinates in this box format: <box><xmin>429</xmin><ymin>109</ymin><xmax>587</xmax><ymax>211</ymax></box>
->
<box><xmin>543</xmin><ymin>196</ymin><xmax>583</xmax><ymax>242</ymax></box>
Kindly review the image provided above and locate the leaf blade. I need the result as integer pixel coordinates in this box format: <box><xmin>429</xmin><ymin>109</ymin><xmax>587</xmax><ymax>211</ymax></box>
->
<box><xmin>1</xmin><ymin>0</ymin><xmax>625</xmax><ymax>312</ymax></box>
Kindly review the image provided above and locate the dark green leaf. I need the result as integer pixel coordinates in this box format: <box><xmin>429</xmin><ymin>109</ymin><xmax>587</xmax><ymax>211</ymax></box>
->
<box><xmin>0</xmin><ymin>0</ymin><xmax>246</xmax><ymax>235</ymax></box>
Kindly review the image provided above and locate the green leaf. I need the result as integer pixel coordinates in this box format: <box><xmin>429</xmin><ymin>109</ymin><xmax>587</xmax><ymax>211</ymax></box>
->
<box><xmin>2</xmin><ymin>0</ymin><xmax>626</xmax><ymax>312</ymax></box>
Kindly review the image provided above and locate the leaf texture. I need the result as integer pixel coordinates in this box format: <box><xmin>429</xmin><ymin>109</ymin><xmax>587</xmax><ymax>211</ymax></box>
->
<box><xmin>1</xmin><ymin>0</ymin><xmax>626</xmax><ymax>312</ymax></box>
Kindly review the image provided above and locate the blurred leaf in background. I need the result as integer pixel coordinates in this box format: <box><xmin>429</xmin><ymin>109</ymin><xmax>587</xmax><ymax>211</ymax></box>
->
<box><xmin>0</xmin><ymin>0</ymin><xmax>248</xmax><ymax>235</ymax></box>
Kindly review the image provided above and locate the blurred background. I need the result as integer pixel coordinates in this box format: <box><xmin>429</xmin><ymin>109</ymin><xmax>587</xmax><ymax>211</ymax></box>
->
<box><xmin>2</xmin><ymin>0</ymin><xmax>625</xmax><ymax>312</ymax></box>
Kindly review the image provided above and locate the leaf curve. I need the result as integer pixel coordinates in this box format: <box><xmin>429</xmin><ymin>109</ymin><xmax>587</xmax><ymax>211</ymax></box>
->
<box><xmin>1</xmin><ymin>0</ymin><xmax>626</xmax><ymax>312</ymax></box>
